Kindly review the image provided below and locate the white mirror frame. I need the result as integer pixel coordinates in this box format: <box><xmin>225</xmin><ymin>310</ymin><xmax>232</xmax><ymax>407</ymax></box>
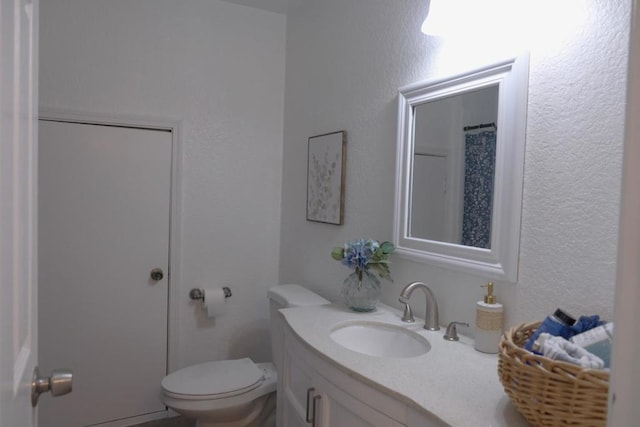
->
<box><xmin>393</xmin><ymin>54</ymin><xmax>529</xmax><ymax>283</ymax></box>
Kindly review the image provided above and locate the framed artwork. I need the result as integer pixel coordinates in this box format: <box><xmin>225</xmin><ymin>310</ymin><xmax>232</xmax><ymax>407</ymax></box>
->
<box><xmin>306</xmin><ymin>130</ymin><xmax>346</xmax><ymax>225</ymax></box>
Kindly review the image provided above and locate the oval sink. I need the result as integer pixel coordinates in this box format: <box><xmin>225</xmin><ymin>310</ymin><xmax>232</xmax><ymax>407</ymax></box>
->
<box><xmin>330</xmin><ymin>321</ymin><xmax>431</xmax><ymax>358</ymax></box>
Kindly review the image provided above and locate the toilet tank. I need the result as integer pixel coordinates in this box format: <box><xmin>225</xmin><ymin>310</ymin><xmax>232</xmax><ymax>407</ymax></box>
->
<box><xmin>267</xmin><ymin>284</ymin><xmax>330</xmax><ymax>373</ymax></box>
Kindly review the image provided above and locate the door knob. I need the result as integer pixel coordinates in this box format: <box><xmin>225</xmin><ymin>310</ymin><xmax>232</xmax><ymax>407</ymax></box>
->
<box><xmin>150</xmin><ymin>268</ymin><xmax>164</xmax><ymax>281</ymax></box>
<box><xmin>31</xmin><ymin>367</ymin><xmax>73</xmax><ymax>407</ymax></box>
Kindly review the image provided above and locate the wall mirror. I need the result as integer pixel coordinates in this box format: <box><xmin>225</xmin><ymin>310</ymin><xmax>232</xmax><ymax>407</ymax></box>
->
<box><xmin>393</xmin><ymin>54</ymin><xmax>529</xmax><ymax>282</ymax></box>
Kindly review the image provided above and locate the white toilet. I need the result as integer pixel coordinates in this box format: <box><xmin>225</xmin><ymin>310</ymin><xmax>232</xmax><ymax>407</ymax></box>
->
<box><xmin>160</xmin><ymin>284</ymin><xmax>330</xmax><ymax>427</ymax></box>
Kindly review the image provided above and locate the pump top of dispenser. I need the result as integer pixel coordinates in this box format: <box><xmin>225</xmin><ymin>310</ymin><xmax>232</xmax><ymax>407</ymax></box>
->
<box><xmin>481</xmin><ymin>282</ymin><xmax>497</xmax><ymax>304</ymax></box>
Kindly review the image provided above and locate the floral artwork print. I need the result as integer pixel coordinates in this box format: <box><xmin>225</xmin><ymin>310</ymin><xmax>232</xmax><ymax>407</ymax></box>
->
<box><xmin>307</xmin><ymin>131</ymin><xmax>346</xmax><ymax>224</ymax></box>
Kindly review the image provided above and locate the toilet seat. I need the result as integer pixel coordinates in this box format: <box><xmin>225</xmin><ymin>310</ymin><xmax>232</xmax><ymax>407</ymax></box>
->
<box><xmin>161</xmin><ymin>358</ymin><xmax>265</xmax><ymax>401</ymax></box>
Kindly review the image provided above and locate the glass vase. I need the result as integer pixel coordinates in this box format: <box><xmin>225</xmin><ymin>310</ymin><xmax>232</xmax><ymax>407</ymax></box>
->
<box><xmin>342</xmin><ymin>269</ymin><xmax>381</xmax><ymax>312</ymax></box>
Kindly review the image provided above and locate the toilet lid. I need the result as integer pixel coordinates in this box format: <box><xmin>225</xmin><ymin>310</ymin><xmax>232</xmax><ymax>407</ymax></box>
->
<box><xmin>161</xmin><ymin>358</ymin><xmax>264</xmax><ymax>397</ymax></box>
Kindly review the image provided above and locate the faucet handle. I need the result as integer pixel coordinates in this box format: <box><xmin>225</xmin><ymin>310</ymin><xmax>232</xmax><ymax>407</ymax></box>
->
<box><xmin>443</xmin><ymin>321</ymin><xmax>469</xmax><ymax>341</ymax></box>
<box><xmin>398</xmin><ymin>298</ymin><xmax>415</xmax><ymax>323</ymax></box>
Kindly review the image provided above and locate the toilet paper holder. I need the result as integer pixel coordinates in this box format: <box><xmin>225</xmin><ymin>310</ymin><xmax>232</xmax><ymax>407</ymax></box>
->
<box><xmin>189</xmin><ymin>287</ymin><xmax>232</xmax><ymax>301</ymax></box>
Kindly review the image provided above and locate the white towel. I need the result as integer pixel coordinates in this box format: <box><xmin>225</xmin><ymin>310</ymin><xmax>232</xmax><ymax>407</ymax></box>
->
<box><xmin>535</xmin><ymin>333</ymin><xmax>605</xmax><ymax>369</ymax></box>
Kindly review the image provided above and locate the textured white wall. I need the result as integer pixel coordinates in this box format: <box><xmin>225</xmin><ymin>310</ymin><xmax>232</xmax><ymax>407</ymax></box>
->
<box><xmin>39</xmin><ymin>0</ymin><xmax>286</xmax><ymax>368</ymax></box>
<box><xmin>279</xmin><ymin>0</ymin><xmax>629</xmax><ymax>331</ymax></box>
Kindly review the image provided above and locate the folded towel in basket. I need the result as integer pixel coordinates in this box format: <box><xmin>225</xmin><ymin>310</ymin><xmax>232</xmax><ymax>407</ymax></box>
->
<box><xmin>534</xmin><ymin>333</ymin><xmax>605</xmax><ymax>369</ymax></box>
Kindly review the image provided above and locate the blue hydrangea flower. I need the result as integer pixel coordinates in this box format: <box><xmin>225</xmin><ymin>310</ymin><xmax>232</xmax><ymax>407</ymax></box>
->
<box><xmin>341</xmin><ymin>239</ymin><xmax>379</xmax><ymax>271</ymax></box>
<box><xmin>331</xmin><ymin>239</ymin><xmax>395</xmax><ymax>282</ymax></box>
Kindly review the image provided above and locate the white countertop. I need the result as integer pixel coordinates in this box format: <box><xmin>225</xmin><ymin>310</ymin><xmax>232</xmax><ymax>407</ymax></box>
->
<box><xmin>280</xmin><ymin>303</ymin><xmax>531</xmax><ymax>427</ymax></box>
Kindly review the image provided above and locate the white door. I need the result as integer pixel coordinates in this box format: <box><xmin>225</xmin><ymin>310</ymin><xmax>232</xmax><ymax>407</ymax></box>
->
<box><xmin>38</xmin><ymin>120</ymin><xmax>172</xmax><ymax>426</ymax></box>
<box><xmin>0</xmin><ymin>0</ymin><xmax>39</xmax><ymax>426</ymax></box>
<box><xmin>410</xmin><ymin>154</ymin><xmax>448</xmax><ymax>241</ymax></box>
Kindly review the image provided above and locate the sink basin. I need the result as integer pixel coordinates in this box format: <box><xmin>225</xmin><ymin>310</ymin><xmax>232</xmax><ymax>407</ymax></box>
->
<box><xmin>330</xmin><ymin>321</ymin><xmax>431</xmax><ymax>358</ymax></box>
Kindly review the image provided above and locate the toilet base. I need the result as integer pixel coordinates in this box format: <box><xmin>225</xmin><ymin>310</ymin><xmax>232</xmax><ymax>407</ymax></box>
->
<box><xmin>194</xmin><ymin>392</ymin><xmax>275</xmax><ymax>427</ymax></box>
<box><xmin>162</xmin><ymin>362</ymin><xmax>277</xmax><ymax>427</ymax></box>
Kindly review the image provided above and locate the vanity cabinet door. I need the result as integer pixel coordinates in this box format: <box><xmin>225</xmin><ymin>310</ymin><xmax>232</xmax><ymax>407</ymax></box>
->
<box><xmin>281</xmin><ymin>344</ymin><xmax>316</xmax><ymax>427</ymax></box>
<box><xmin>281</xmin><ymin>350</ymin><xmax>403</xmax><ymax>427</ymax></box>
<box><xmin>281</xmin><ymin>325</ymin><xmax>406</xmax><ymax>427</ymax></box>
<box><xmin>313</xmin><ymin>374</ymin><xmax>404</xmax><ymax>427</ymax></box>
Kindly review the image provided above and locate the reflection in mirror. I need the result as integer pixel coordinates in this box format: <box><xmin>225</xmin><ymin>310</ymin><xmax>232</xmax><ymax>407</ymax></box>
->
<box><xmin>410</xmin><ymin>86</ymin><xmax>498</xmax><ymax>249</ymax></box>
<box><xmin>394</xmin><ymin>54</ymin><xmax>529</xmax><ymax>282</ymax></box>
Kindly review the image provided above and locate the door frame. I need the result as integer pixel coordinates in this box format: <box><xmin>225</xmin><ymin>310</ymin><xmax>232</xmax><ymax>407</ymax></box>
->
<box><xmin>38</xmin><ymin>108</ymin><xmax>183</xmax><ymax>377</ymax></box>
<box><xmin>609</xmin><ymin>1</ymin><xmax>640</xmax><ymax>424</ymax></box>
<box><xmin>0</xmin><ymin>0</ymin><xmax>38</xmax><ymax>425</ymax></box>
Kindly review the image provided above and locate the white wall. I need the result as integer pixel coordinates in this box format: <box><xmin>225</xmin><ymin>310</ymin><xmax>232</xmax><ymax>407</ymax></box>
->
<box><xmin>279</xmin><ymin>0</ymin><xmax>629</xmax><ymax>330</ymax></box>
<box><xmin>39</xmin><ymin>0</ymin><xmax>286</xmax><ymax>368</ymax></box>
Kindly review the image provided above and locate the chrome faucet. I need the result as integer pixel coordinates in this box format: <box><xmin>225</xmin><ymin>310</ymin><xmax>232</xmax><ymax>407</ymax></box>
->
<box><xmin>443</xmin><ymin>321</ymin><xmax>469</xmax><ymax>341</ymax></box>
<box><xmin>398</xmin><ymin>281</ymin><xmax>440</xmax><ymax>331</ymax></box>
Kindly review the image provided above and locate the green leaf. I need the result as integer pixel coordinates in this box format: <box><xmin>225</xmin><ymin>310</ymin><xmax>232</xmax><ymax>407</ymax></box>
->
<box><xmin>331</xmin><ymin>247</ymin><xmax>344</xmax><ymax>261</ymax></box>
<box><xmin>369</xmin><ymin>263</ymin><xmax>393</xmax><ymax>282</ymax></box>
<box><xmin>380</xmin><ymin>241</ymin><xmax>395</xmax><ymax>255</ymax></box>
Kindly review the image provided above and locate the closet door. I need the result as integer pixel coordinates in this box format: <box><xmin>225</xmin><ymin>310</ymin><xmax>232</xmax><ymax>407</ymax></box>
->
<box><xmin>38</xmin><ymin>120</ymin><xmax>172</xmax><ymax>427</ymax></box>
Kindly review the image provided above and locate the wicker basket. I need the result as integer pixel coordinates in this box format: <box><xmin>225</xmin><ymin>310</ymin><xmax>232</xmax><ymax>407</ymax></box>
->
<box><xmin>498</xmin><ymin>321</ymin><xmax>610</xmax><ymax>427</ymax></box>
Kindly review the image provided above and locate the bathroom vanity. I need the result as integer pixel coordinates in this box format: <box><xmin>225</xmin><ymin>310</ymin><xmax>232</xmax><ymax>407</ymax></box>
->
<box><xmin>278</xmin><ymin>303</ymin><xmax>530</xmax><ymax>427</ymax></box>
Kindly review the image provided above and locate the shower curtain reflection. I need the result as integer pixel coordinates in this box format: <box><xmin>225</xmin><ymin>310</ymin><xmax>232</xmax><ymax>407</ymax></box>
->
<box><xmin>461</xmin><ymin>126</ymin><xmax>497</xmax><ymax>249</ymax></box>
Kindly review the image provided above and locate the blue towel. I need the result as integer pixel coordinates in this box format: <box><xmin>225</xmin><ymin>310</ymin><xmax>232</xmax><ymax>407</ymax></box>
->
<box><xmin>569</xmin><ymin>315</ymin><xmax>605</xmax><ymax>335</ymax></box>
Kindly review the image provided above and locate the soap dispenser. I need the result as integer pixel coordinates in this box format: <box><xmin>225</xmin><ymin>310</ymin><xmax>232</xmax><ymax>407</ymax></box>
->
<box><xmin>474</xmin><ymin>282</ymin><xmax>504</xmax><ymax>354</ymax></box>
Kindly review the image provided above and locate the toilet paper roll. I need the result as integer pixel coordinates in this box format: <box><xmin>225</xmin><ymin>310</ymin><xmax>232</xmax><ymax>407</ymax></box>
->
<box><xmin>203</xmin><ymin>288</ymin><xmax>228</xmax><ymax>318</ymax></box>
